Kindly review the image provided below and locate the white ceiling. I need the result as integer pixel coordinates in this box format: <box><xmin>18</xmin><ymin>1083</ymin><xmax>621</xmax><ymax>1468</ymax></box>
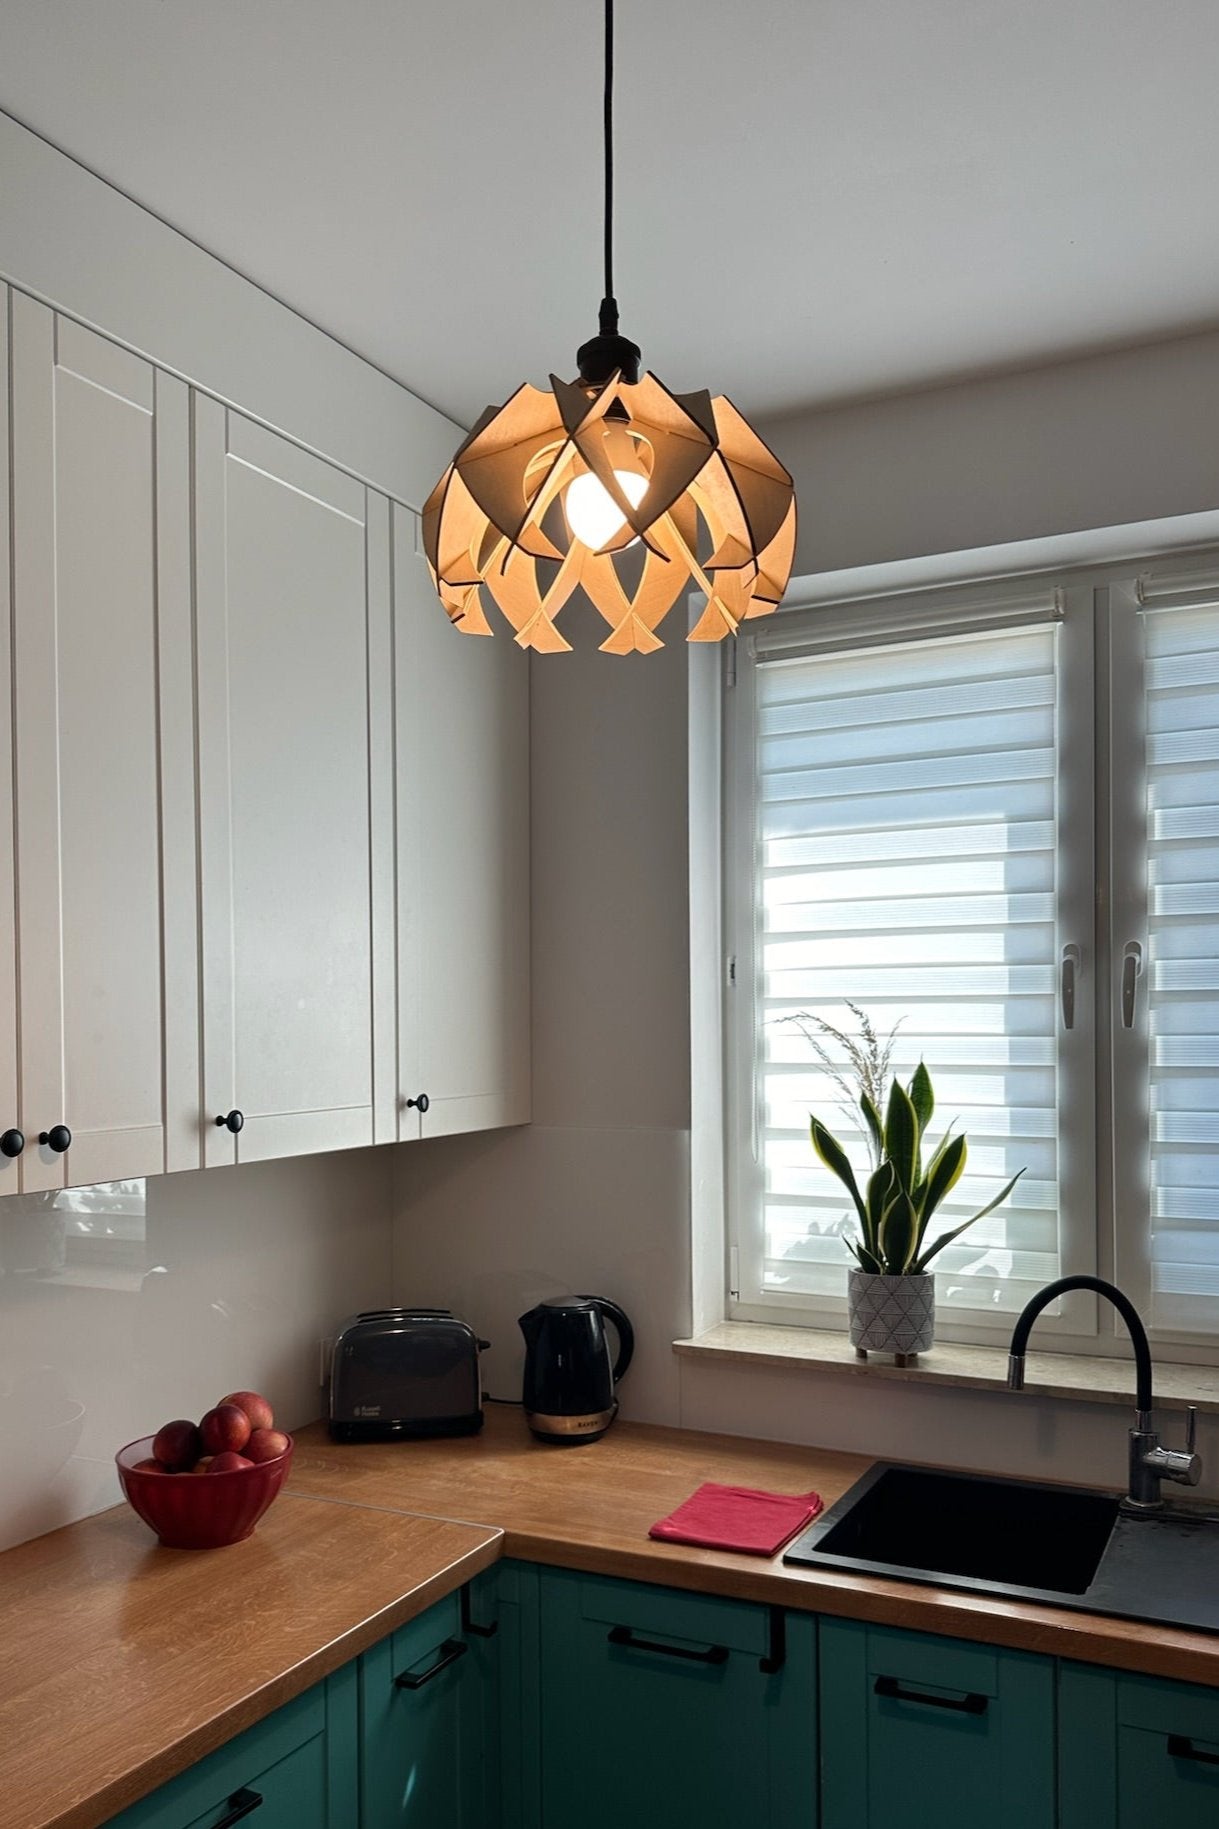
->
<box><xmin>2</xmin><ymin>0</ymin><xmax>1219</xmax><ymax>429</ymax></box>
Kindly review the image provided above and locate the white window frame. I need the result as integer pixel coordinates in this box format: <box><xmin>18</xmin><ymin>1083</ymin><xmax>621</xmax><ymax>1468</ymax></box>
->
<box><xmin>719</xmin><ymin>544</ymin><xmax>1219</xmax><ymax>1364</ymax></box>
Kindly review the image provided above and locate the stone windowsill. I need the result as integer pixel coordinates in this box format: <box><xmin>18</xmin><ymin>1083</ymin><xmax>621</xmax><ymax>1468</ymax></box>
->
<box><xmin>673</xmin><ymin>1321</ymin><xmax>1219</xmax><ymax>1415</ymax></box>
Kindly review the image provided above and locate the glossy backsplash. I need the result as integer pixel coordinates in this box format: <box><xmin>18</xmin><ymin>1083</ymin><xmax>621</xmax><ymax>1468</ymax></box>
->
<box><xmin>0</xmin><ymin>1147</ymin><xmax>393</xmax><ymax>1551</ymax></box>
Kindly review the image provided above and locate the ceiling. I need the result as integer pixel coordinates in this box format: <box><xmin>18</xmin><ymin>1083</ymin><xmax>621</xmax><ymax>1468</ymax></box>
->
<box><xmin>2</xmin><ymin>0</ymin><xmax>1219</xmax><ymax>429</ymax></box>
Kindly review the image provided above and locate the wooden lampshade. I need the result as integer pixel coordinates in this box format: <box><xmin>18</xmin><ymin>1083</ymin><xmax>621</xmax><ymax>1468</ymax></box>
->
<box><xmin>422</xmin><ymin>371</ymin><xmax>796</xmax><ymax>655</ymax></box>
<box><xmin>422</xmin><ymin>0</ymin><xmax>796</xmax><ymax>655</ymax></box>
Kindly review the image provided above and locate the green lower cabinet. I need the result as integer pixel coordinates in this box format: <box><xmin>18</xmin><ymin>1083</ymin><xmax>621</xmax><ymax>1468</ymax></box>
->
<box><xmin>819</xmin><ymin>1619</ymin><xmax>1055</xmax><ymax>1829</ymax></box>
<box><xmin>537</xmin><ymin>1567</ymin><xmax>817</xmax><ymax>1829</ymax></box>
<box><xmin>360</xmin><ymin>1576</ymin><xmax>501</xmax><ymax>1828</ymax></box>
<box><xmin>105</xmin><ymin>1663</ymin><xmax>358</xmax><ymax>1829</ymax></box>
<box><xmin>493</xmin><ymin>1563</ymin><xmax>541</xmax><ymax>1829</ymax></box>
<box><xmin>1060</xmin><ymin>1661</ymin><xmax>1219</xmax><ymax>1828</ymax></box>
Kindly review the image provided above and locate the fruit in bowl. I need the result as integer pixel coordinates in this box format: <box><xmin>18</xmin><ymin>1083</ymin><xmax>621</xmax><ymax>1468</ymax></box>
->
<box><xmin>117</xmin><ymin>1389</ymin><xmax>292</xmax><ymax>1549</ymax></box>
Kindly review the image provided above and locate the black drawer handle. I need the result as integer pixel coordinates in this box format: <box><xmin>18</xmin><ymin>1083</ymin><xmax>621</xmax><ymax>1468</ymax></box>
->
<box><xmin>759</xmin><ymin>1605</ymin><xmax>786</xmax><ymax>1674</ymax></box>
<box><xmin>0</xmin><ymin>1128</ymin><xmax>24</xmax><ymax>1159</ymax></box>
<box><xmin>875</xmin><ymin>1675</ymin><xmax>988</xmax><ymax>1716</ymax></box>
<box><xmin>395</xmin><ymin>1637</ymin><xmax>468</xmax><ymax>1690</ymax></box>
<box><xmin>608</xmin><ymin>1624</ymin><xmax>729</xmax><ymax>1665</ymax></box>
<box><xmin>405</xmin><ymin>1093</ymin><xmax>430</xmax><ymax>1113</ymax></box>
<box><xmin>1168</xmin><ymin>1734</ymin><xmax>1219</xmax><ymax>1767</ymax></box>
<box><xmin>214</xmin><ymin>1789</ymin><xmax>263</xmax><ymax>1828</ymax></box>
<box><xmin>215</xmin><ymin>1109</ymin><xmax>244</xmax><ymax>1133</ymax></box>
<box><xmin>39</xmin><ymin>1124</ymin><xmax>71</xmax><ymax>1153</ymax></box>
<box><xmin>461</xmin><ymin>1582</ymin><xmax>498</xmax><ymax>1638</ymax></box>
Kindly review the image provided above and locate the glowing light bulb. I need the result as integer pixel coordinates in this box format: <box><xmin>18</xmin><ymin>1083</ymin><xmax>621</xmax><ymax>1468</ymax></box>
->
<box><xmin>564</xmin><ymin>469</ymin><xmax>648</xmax><ymax>550</ymax></box>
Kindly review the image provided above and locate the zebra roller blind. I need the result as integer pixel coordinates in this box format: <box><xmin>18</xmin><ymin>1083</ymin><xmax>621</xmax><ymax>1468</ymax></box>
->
<box><xmin>744</xmin><ymin>618</ymin><xmax>1065</xmax><ymax>1318</ymax></box>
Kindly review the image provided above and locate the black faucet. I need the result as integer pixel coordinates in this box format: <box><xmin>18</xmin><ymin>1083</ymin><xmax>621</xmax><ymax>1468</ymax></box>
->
<box><xmin>1007</xmin><ymin>1275</ymin><xmax>1201</xmax><ymax>1509</ymax></box>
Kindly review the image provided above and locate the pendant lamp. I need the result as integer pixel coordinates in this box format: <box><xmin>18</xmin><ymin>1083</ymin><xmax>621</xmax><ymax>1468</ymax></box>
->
<box><xmin>422</xmin><ymin>0</ymin><xmax>796</xmax><ymax>654</ymax></box>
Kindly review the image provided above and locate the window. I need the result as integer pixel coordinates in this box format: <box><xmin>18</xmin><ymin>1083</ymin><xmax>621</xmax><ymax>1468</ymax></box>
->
<box><xmin>724</xmin><ymin>560</ymin><xmax>1219</xmax><ymax>1356</ymax></box>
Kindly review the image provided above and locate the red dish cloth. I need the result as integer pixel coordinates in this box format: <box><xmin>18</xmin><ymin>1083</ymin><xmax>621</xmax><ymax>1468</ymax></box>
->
<box><xmin>648</xmin><ymin>1482</ymin><xmax>824</xmax><ymax>1556</ymax></box>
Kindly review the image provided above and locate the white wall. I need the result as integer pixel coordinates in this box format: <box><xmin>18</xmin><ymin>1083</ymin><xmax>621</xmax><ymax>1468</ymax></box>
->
<box><xmin>765</xmin><ymin>325</ymin><xmax>1219</xmax><ymax>578</ymax></box>
<box><xmin>0</xmin><ymin>1148</ymin><xmax>394</xmax><ymax>1552</ymax></box>
<box><xmin>394</xmin><ymin>328</ymin><xmax>1219</xmax><ymax>1496</ymax></box>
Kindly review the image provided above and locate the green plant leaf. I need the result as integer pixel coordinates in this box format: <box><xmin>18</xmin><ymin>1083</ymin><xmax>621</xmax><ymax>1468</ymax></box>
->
<box><xmin>912</xmin><ymin>1169</ymin><xmax>1027</xmax><ymax>1272</ymax></box>
<box><xmin>846</xmin><ymin>1238</ymin><xmax>883</xmax><ymax>1274</ymax></box>
<box><xmin>810</xmin><ymin>1117</ymin><xmax>867</xmax><ymax>1227</ymax></box>
<box><xmin>860</xmin><ymin>1092</ymin><xmax>884</xmax><ymax>1164</ymax></box>
<box><xmin>883</xmin><ymin>1078</ymin><xmax>919</xmax><ymax>1194</ymax></box>
<box><xmin>865</xmin><ymin>1160</ymin><xmax>896</xmax><ymax>1250</ymax></box>
<box><xmin>909</xmin><ymin>1060</ymin><xmax>934</xmax><ymax>1134</ymax></box>
<box><xmin>918</xmin><ymin>1132</ymin><xmax>968</xmax><ymax>1228</ymax></box>
<box><xmin>878</xmin><ymin>1190</ymin><xmax>919</xmax><ymax>1274</ymax></box>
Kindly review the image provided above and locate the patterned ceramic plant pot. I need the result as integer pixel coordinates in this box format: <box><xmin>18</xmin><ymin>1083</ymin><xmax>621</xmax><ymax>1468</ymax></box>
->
<box><xmin>847</xmin><ymin>1269</ymin><xmax>935</xmax><ymax>1364</ymax></box>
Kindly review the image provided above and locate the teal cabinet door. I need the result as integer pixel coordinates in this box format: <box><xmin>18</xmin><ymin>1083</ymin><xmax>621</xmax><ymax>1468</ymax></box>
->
<box><xmin>492</xmin><ymin>1562</ymin><xmax>541</xmax><ymax>1829</ymax></box>
<box><xmin>105</xmin><ymin>1665</ymin><xmax>357</xmax><ymax>1829</ymax></box>
<box><xmin>538</xmin><ymin>1568</ymin><xmax>816</xmax><ymax>1829</ymax></box>
<box><xmin>820</xmin><ymin>1619</ymin><xmax>1054</xmax><ymax>1829</ymax></box>
<box><xmin>1061</xmin><ymin>1661</ymin><xmax>1219</xmax><ymax>1828</ymax></box>
<box><xmin>360</xmin><ymin>1581</ymin><xmax>498</xmax><ymax>1828</ymax></box>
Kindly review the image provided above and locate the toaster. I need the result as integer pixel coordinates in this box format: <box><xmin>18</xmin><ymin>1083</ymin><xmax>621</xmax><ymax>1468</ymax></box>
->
<box><xmin>329</xmin><ymin>1308</ymin><xmax>487</xmax><ymax>1442</ymax></box>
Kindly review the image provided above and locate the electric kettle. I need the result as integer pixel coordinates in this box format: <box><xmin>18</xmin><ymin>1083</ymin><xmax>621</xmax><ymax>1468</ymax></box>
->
<box><xmin>518</xmin><ymin>1296</ymin><xmax>635</xmax><ymax>1444</ymax></box>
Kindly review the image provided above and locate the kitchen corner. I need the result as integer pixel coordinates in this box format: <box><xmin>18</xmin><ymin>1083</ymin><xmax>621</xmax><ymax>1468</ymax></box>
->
<box><xmin>10</xmin><ymin>1406</ymin><xmax>1219</xmax><ymax>1829</ymax></box>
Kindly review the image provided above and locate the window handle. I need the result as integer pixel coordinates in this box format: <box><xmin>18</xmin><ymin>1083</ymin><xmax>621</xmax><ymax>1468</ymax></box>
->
<box><xmin>1060</xmin><ymin>944</ymin><xmax>1082</xmax><ymax>1030</ymax></box>
<box><xmin>1121</xmin><ymin>940</ymin><xmax>1144</xmax><ymax>1029</ymax></box>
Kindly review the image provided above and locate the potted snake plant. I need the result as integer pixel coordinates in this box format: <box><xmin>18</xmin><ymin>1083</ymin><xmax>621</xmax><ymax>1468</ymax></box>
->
<box><xmin>810</xmin><ymin>1062</ymin><xmax>1024</xmax><ymax>1363</ymax></box>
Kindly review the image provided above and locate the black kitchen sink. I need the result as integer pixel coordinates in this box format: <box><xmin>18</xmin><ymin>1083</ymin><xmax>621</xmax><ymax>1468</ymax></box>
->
<box><xmin>785</xmin><ymin>1461</ymin><xmax>1219</xmax><ymax>1632</ymax></box>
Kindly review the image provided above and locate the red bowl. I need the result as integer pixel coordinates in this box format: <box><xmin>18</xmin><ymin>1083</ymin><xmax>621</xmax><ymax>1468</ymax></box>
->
<box><xmin>116</xmin><ymin>1434</ymin><xmax>293</xmax><ymax>1549</ymax></box>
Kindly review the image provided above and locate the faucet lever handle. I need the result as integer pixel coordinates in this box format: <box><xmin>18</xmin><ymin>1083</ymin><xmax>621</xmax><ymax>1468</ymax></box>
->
<box><xmin>1186</xmin><ymin>1404</ymin><xmax>1197</xmax><ymax>1455</ymax></box>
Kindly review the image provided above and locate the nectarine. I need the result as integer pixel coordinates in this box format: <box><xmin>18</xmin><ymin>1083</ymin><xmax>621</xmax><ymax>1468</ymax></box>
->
<box><xmin>207</xmin><ymin>1451</ymin><xmax>254</xmax><ymax>1473</ymax></box>
<box><xmin>219</xmin><ymin>1389</ymin><xmax>274</xmax><ymax>1432</ymax></box>
<box><xmin>245</xmin><ymin>1428</ymin><xmax>290</xmax><ymax>1464</ymax></box>
<box><xmin>200</xmin><ymin>1404</ymin><xmax>252</xmax><ymax>1456</ymax></box>
<box><xmin>152</xmin><ymin>1419</ymin><xmax>202</xmax><ymax>1471</ymax></box>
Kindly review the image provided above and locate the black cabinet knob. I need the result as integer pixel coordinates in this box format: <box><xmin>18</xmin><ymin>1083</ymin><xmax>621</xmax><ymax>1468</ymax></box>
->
<box><xmin>0</xmin><ymin>1128</ymin><xmax>24</xmax><ymax>1159</ymax></box>
<box><xmin>405</xmin><ymin>1093</ymin><xmax>430</xmax><ymax>1114</ymax></box>
<box><xmin>215</xmin><ymin>1109</ymin><xmax>245</xmax><ymax>1133</ymax></box>
<box><xmin>39</xmin><ymin>1124</ymin><xmax>71</xmax><ymax>1153</ymax></box>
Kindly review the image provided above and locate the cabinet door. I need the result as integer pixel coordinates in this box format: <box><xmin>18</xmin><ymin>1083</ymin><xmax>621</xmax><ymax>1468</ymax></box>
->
<box><xmin>194</xmin><ymin>401</ymin><xmax>395</xmax><ymax>1166</ymax></box>
<box><xmin>360</xmin><ymin>1585</ymin><xmax>496</xmax><ymax>1828</ymax></box>
<box><xmin>820</xmin><ymin>1618</ymin><xmax>1054</xmax><ymax>1829</ymax></box>
<box><xmin>0</xmin><ymin>294</ymin><xmax>17</xmax><ymax>1192</ymax></box>
<box><xmin>538</xmin><ymin>1569</ymin><xmax>816</xmax><ymax>1829</ymax></box>
<box><xmin>1061</xmin><ymin>1661</ymin><xmax>1219</xmax><ymax>1829</ymax></box>
<box><xmin>393</xmin><ymin>505</ymin><xmax>530</xmax><ymax>1141</ymax></box>
<box><xmin>104</xmin><ymin>1669</ymin><xmax>356</xmax><ymax>1828</ymax></box>
<box><xmin>9</xmin><ymin>295</ymin><xmax>195</xmax><ymax>1191</ymax></box>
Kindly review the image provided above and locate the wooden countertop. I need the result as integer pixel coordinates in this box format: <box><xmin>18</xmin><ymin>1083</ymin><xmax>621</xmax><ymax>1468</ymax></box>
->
<box><xmin>0</xmin><ymin>1493</ymin><xmax>500</xmax><ymax>1829</ymax></box>
<box><xmin>289</xmin><ymin>1407</ymin><xmax>1219</xmax><ymax>1690</ymax></box>
<box><xmin>9</xmin><ymin>1405</ymin><xmax>1219</xmax><ymax>1829</ymax></box>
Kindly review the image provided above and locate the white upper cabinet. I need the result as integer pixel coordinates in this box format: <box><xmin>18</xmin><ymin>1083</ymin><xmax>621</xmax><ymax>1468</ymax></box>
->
<box><xmin>0</xmin><ymin>298</ymin><xmax>18</xmax><ymax>1193</ymax></box>
<box><xmin>8</xmin><ymin>294</ymin><xmax>196</xmax><ymax>1192</ymax></box>
<box><xmin>193</xmin><ymin>400</ymin><xmax>395</xmax><ymax>1167</ymax></box>
<box><xmin>393</xmin><ymin>505</ymin><xmax>530</xmax><ymax>1140</ymax></box>
<box><xmin>0</xmin><ymin>286</ymin><xmax>527</xmax><ymax>1198</ymax></box>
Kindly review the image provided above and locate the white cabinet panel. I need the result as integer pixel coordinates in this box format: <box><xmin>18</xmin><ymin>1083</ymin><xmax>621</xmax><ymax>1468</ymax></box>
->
<box><xmin>9</xmin><ymin>295</ymin><xmax>186</xmax><ymax>1191</ymax></box>
<box><xmin>393</xmin><ymin>505</ymin><xmax>530</xmax><ymax>1140</ymax></box>
<box><xmin>0</xmin><ymin>295</ymin><xmax>17</xmax><ymax>1193</ymax></box>
<box><xmin>194</xmin><ymin>401</ymin><xmax>394</xmax><ymax>1166</ymax></box>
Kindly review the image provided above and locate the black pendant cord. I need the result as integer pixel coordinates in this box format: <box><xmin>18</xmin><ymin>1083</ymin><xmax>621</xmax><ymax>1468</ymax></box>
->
<box><xmin>577</xmin><ymin>0</ymin><xmax>641</xmax><ymax>382</ymax></box>
<box><xmin>603</xmin><ymin>0</ymin><xmax>614</xmax><ymax>310</ymax></box>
